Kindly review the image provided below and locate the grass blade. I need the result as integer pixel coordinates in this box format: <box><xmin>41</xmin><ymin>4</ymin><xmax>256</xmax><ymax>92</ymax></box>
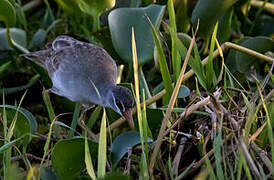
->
<box><xmin>147</xmin><ymin>17</ymin><xmax>173</xmax><ymax>103</ymax></box>
<box><xmin>68</xmin><ymin>102</ymin><xmax>81</xmax><ymax>138</ymax></box>
<box><xmin>97</xmin><ymin>108</ymin><xmax>107</xmax><ymax>178</ymax></box>
<box><xmin>206</xmin><ymin>22</ymin><xmax>218</xmax><ymax>91</ymax></box>
<box><xmin>168</xmin><ymin>0</ymin><xmax>181</xmax><ymax>82</ymax></box>
<box><xmin>85</xmin><ymin>132</ymin><xmax>96</xmax><ymax>180</ymax></box>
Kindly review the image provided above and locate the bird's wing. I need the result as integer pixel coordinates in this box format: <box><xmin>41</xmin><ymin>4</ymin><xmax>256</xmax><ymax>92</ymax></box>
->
<box><xmin>50</xmin><ymin>42</ymin><xmax>117</xmax><ymax>85</ymax></box>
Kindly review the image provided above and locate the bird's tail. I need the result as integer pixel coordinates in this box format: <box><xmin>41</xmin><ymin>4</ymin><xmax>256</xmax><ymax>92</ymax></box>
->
<box><xmin>20</xmin><ymin>50</ymin><xmax>50</xmax><ymax>68</ymax></box>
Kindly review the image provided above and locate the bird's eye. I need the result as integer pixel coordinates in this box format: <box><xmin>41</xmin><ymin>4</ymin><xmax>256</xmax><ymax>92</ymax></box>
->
<box><xmin>115</xmin><ymin>100</ymin><xmax>125</xmax><ymax>113</ymax></box>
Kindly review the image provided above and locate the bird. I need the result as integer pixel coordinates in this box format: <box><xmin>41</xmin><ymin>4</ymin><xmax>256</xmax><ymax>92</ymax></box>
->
<box><xmin>21</xmin><ymin>35</ymin><xmax>135</xmax><ymax>130</ymax></box>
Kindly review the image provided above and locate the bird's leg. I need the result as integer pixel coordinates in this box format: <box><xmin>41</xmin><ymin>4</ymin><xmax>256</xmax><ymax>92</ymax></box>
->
<box><xmin>77</xmin><ymin>107</ymin><xmax>99</xmax><ymax>142</ymax></box>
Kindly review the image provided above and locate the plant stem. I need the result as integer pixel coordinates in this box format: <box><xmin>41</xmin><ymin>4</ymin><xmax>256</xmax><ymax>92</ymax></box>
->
<box><xmin>68</xmin><ymin>102</ymin><xmax>82</xmax><ymax>138</ymax></box>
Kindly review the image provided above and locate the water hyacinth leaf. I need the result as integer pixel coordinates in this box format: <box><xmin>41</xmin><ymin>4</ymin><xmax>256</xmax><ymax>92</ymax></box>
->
<box><xmin>191</xmin><ymin>0</ymin><xmax>237</xmax><ymax>39</ymax></box>
<box><xmin>177</xmin><ymin>85</ymin><xmax>190</xmax><ymax>99</ymax></box>
<box><xmin>0</xmin><ymin>105</ymin><xmax>37</xmax><ymax>144</ymax></box>
<box><xmin>77</xmin><ymin>0</ymin><xmax>115</xmax><ymax>17</ymax></box>
<box><xmin>111</xmin><ymin>131</ymin><xmax>153</xmax><ymax>167</ymax></box>
<box><xmin>217</xmin><ymin>8</ymin><xmax>233</xmax><ymax>44</ymax></box>
<box><xmin>40</xmin><ymin>167</ymin><xmax>58</xmax><ymax>180</ymax></box>
<box><xmin>0</xmin><ymin>0</ymin><xmax>16</xmax><ymax>27</ymax></box>
<box><xmin>235</xmin><ymin>36</ymin><xmax>274</xmax><ymax>73</ymax></box>
<box><xmin>0</xmin><ymin>28</ymin><xmax>27</xmax><ymax>51</ymax></box>
<box><xmin>108</xmin><ymin>4</ymin><xmax>166</xmax><ymax>65</ymax></box>
<box><xmin>29</xmin><ymin>29</ymin><xmax>47</xmax><ymax>49</ymax></box>
<box><xmin>52</xmin><ymin>138</ymin><xmax>98</xmax><ymax>180</ymax></box>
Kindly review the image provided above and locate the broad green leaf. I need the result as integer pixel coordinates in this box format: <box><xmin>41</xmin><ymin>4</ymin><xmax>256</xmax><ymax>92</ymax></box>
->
<box><xmin>29</xmin><ymin>29</ymin><xmax>47</xmax><ymax>49</ymax></box>
<box><xmin>235</xmin><ymin>36</ymin><xmax>274</xmax><ymax>73</ymax></box>
<box><xmin>191</xmin><ymin>0</ymin><xmax>237</xmax><ymax>39</ymax></box>
<box><xmin>110</xmin><ymin>131</ymin><xmax>153</xmax><ymax>167</ymax></box>
<box><xmin>217</xmin><ymin>8</ymin><xmax>233</xmax><ymax>44</ymax></box>
<box><xmin>177</xmin><ymin>85</ymin><xmax>190</xmax><ymax>99</ymax></box>
<box><xmin>77</xmin><ymin>0</ymin><xmax>115</xmax><ymax>17</ymax></box>
<box><xmin>0</xmin><ymin>105</ymin><xmax>37</xmax><ymax>144</ymax></box>
<box><xmin>0</xmin><ymin>28</ymin><xmax>27</xmax><ymax>51</ymax></box>
<box><xmin>52</xmin><ymin>138</ymin><xmax>98</xmax><ymax>180</ymax></box>
<box><xmin>108</xmin><ymin>4</ymin><xmax>166</xmax><ymax>65</ymax></box>
<box><xmin>0</xmin><ymin>0</ymin><xmax>16</xmax><ymax>27</ymax></box>
<box><xmin>40</xmin><ymin>167</ymin><xmax>58</xmax><ymax>180</ymax></box>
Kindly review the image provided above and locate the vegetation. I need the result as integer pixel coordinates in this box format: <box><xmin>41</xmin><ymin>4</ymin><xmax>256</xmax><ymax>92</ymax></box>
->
<box><xmin>0</xmin><ymin>0</ymin><xmax>273</xmax><ymax>179</ymax></box>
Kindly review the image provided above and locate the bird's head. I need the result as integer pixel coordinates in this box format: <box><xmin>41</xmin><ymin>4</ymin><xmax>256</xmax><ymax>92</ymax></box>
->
<box><xmin>109</xmin><ymin>86</ymin><xmax>135</xmax><ymax>129</ymax></box>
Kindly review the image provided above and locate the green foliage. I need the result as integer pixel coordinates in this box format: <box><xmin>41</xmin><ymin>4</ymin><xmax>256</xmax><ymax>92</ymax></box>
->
<box><xmin>51</xmin><ymin>138</ymin><xmax>98</xmax><ymax>180</ymax></box>
<box><xmin>0</xmin><ymin>28</ymin><xmax>27</xmax><ymax>51</ymax></box>
<box><xmin>191</xmin><ymin>0</ymin><xmax>237</xmax><ymax>39</ymax></box>
<box><xmin>110</xmin><ymin>131</ymin><xmax>153</xmax><ymax>167</ymax></box>
<box><xmin>0</xmin><ymin>0</ymin><xmax>16</xmax><ymax>27</ymax></box>
<box><xmin>108</xmin><ymin>4</ymin><xmax>166</xmax><ymax>65</ymax></box>
<box><xmin>0</xmin><ymin>105</ymin><xmax>37</xmax><ymax>145</ymax></box>
<box><xmin>1</xmin><ymin>0</ymin><xmax>274</xmax><ymax>179</ymax></box>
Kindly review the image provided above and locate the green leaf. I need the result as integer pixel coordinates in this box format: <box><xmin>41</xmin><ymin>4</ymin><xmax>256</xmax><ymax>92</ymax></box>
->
<box><xmin>235</xmin><ymin>36</ymin><xmax>274</xmax><ymax>73</ymax></box>
<box><xmin>77</xmin><ymin>0</ymin><xmax>115</xmax><ymax>17</ymax></box>
<box><xmin>177</xmin><ymin>85</ymin><xmax>190</xmax><ymax>99</ymax></box>
<box><xmin>110</xmin><ymin>131</ymin><xmax>153</xmax><ymax>167</ymax></box>
<box><xmin>0</xmin><ymin>61</ymin><xmax>12</xmax><ymax>79</ymax></box>
<box><xmin>149</xmin><ymin>16</ymin><xmax>173</xmax><ymax>103</ymax></box>
<box><xmin>0</xmin><ymin>28</ymin><xmax>27</xmax><ymax>51</ymax></box>
<box><xmin>205</xmin><ymin>22</ymin><xmax>218</xmax><ymax>91</ymax></box>
<box><xmin>0</xmin><ymin>105</ymin><xmax>37</xmax><ymax>144</ymax></box>
<box><xmin>85</xmin><ymin>132</ymin><xmax>96</xmax><ymax>180</ymax></box>
<box><xmin>98</xmin><ymin>109</ymin><xmax>107</xmax><ymax>178</ymax></box>
<box><xmin>40</xmin><ymin>167</ymin><xmax>58</xmax><ymax>180</ymax></box>
<box><xmin>108</xmin><ymin>4</ymin><xmax>166</xmax><ymax>65</ymax></box>
<box><xmin>29</xmin><ymin>29</ymin><xmax>47</xmax><ymax>49</ymax></box>
<box><xmin>191</xmin><ymin>0</ymin><xmax>237</xmax><ymax>39</ymax></box>
<box><xmin>217</xmin><ymin>8</ymin><xmax>233</xmax><ymax>44</ymax></box>
<box><xmin>0</xmin><ymin>0</ymin><xmax>16</xmax><ymax>27</ymax></box>
<box><xmin>52</xmin><ymin>138</ymin><xmax>98</xmax><ymax>180</ymax></box>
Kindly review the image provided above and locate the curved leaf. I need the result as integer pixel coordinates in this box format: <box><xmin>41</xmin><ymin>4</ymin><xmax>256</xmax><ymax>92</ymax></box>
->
<box><xmin>0</xmin><ymin>74</ymin><xmax>40</xmax><ymax>95</ymax></box>
<box><xmin>191</xmin><ymin>0</ymin><xmax>237</xmax><ymax>39</ymax></box>
<box><xmin>29</xmin><ymin>29</ymin><xmax>47</xmax><ymax>49</ymax></box>
<box><xmin>110</xmin><ymin>131</ymin><xmax>153</xmax><ymax>167</ymax></box>
<box><xmin>52</xmin><ymin>138</ymin><xmax>98</xmax><ymax>180</ymax></box>
<box><xmin>77</xmin><ymin>0</ymin><xmax>115</xmax><ymax>17</ymax></box>
<box><xmin>177</xmin><ymin>85</ymin><xmax>190</xmax><ymax>99</ymax></box>
<box><xmin>0</xmin><ymin>105</ymin><xmax>37</xmax><ymax>144</ymax></box>
<box><xmin>108</xmin><ymin>4</ymin><xmax>166</xmax><ymax>65</ymax></box>
<box><xmin>235</xmin><ymin>36</ymin><xmax>274</xmax><ymax>72</ymax></box>
<box><xmin>0</xmin><ymin>28</ymin><xmax>27</xmax><ymax>51</ymax></box>
<box><xmin>0</xmin><ymin>0</ymin><xmax>16</xmax><ymax>27</ymax></box>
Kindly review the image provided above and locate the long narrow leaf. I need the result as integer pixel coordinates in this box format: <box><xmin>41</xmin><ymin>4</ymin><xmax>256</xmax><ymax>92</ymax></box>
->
<box><xmin>97</xmin><ymin>108</ymin><xmax>107</xmax><ymax>178</ymax></box>
<box><xmin>206</xmin><ymin>22</ymin><xmax>218</xmax><ymax>91</ymax></box>
<box><xmin>147</xmin><ymin>17</ymin><xmax>173</xmax><ymax>103</ymax></box>
<box><xmin>85</xmin><ymin>132</ymin><xmax>96</xmax><ymax>180</ymax></box>
<box><xmin>168</xmin><ymin>0</ymin><xmax>181</xmax><ymax>82</ymax></box>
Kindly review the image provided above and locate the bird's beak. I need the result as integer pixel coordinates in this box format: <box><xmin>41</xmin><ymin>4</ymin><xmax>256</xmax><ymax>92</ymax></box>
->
<box><xmin>123</xmin><ymin>109</ymin><xmax>135</xmax><ymax>130</ymax></box>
